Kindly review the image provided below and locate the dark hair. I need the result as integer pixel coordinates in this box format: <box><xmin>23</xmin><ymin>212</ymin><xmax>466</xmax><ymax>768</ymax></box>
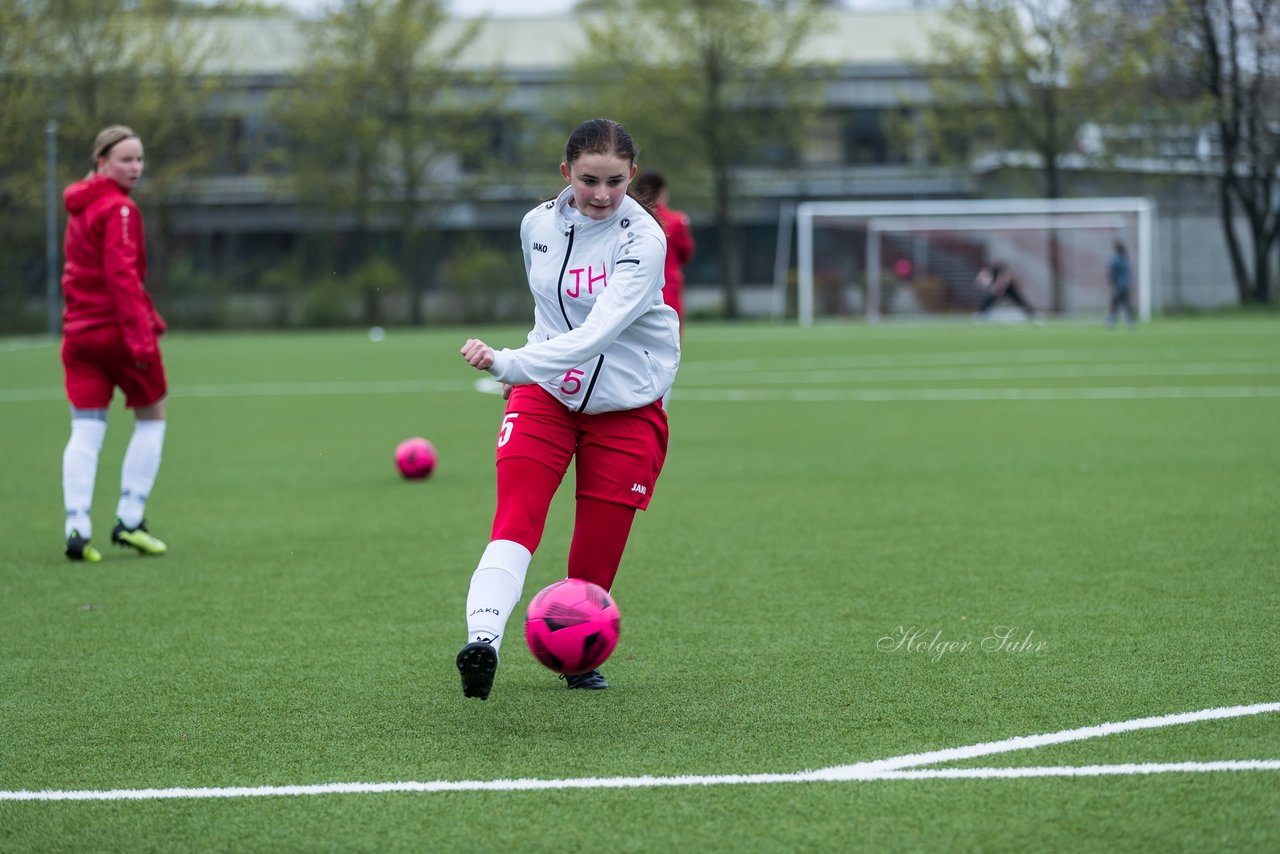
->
<box><xmin>563</xmin><ymin>117</ymin><xmax>638</xmax><ymax>166</ymax></box>
<box><xmin>632</xmin><ymin>170</ymin><xmax>666</xmax><ymax>207</ymax></box>
<box><xmin>562</xmin><ymin>118</ymin><xmax>659</xmax><ymax>224</ymax></box>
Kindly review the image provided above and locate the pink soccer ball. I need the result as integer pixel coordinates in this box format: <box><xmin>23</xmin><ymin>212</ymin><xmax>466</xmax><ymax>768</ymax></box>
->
<box><xmin>524</xmin><ymin>578</ymin><xmax>620</xmax><ymax>675</ymax></box>
<box><xmin>395</xmin><ymin>437</ymin><xmax>437</xmax><ymax>479</ymax></box>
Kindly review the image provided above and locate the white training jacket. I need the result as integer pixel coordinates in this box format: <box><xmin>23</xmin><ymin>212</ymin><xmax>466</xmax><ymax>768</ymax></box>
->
<box><xmin>487</xmin><ymin>186</ymin><xmax>681</xmax><ymax>414</ymax></box>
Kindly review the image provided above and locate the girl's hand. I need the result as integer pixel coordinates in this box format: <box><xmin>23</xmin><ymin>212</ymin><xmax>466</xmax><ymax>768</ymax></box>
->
<box><xmin>460</xmin><ymin>338</ymin><xmax>496</xmax><ymax>370</ymax></box>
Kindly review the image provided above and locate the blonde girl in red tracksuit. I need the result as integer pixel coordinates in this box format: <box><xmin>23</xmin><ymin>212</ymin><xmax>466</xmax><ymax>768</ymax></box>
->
<box><xmin>455</xmin><ymin>118</ymin><xmax>681</xmax><ymax>700</ymax></box>
<box><xmin>60</xmin><ymin>126</ymin><xmax>169</xmax><ymax>561</ymax></box>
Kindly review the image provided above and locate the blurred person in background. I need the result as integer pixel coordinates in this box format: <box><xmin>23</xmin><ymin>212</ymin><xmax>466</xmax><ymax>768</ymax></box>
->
<box><xmin>633</xmin><ymin>170</ymin><xmax>694</xmax><ymax>341</ymax></box>
<box><xmin>1106</xmin><ymin>240</ymin><xmax>1136</xmax><ymax>329</ymax></box>
<box><xmin>454</xmin><ymin>118</ymin><xmax>680</xmax><ymax>700</ymax></box>
<box><xmin>973</xmin><ymin>260</ymin><xmax>1040</xmax><ymax>323</ymax></box>
<box><xmin>59</xmin><ymin>125</ymin><xmax>169</xmax><ymax>562</ymax></box>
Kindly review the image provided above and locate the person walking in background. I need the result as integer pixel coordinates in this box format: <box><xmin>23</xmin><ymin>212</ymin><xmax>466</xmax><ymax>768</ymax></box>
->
<box><xmin>455</xmin><ymin>118</ymin><xmax>680</xmax><ymax>700</ymax></box>
<box><xmin>973</xmin><ymin>260</ymin><xmax>1040</xmax><ymax>323</ymax></box>
<box><xmin>60</xmin><ymin>125</ymin><xmax>169</xmax><ymax>562</ymax></box>
<box><xmin>633</xmin><ymin>170</ymin><xmax>694</xmax><ymax>340</ymax></box>
<box><xmin>1106</xmin><ymin>240</ymin><xmax>1136</xmax><ymax>328</ymax></box>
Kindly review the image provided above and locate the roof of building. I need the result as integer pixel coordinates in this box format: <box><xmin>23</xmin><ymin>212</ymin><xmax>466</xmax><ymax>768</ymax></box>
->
<box><xmin>199</xmin><ymin>8</ymin><xmax>941</xmax><ymax>76</ymax></box>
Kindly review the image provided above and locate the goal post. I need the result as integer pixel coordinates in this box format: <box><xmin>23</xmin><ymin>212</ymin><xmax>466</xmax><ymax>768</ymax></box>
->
<box><xmin>787</xmin><ymin>198</ymin><xmax>1156</xmax><ymax>325</ymax></box>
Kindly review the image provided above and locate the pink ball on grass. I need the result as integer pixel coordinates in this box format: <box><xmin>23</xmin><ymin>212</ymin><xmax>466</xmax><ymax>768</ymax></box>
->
<box><xmin>525</xmin><ymin>578</ymin><xmax>621</xmax><ymax>675</ymax></box>
<box><xmin>395</xmin><ymin>437</ymin><xmax>437</xmax><ymax>479</ymax></box>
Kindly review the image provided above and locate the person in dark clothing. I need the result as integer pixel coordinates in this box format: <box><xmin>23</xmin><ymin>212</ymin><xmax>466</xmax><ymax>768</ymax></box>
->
<box><xmin>1106</xmin><ymin>241</ymin><xmax>1136</xmax><ymax>328</ymax></box>
<box><xmin>974</xmin><ymin>261</ymin><xmax>1039</xmax><ymax>322</ymax></box>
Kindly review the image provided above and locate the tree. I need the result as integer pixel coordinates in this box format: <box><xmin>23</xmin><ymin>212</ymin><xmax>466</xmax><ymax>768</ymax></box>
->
<box><xmin>1174</xmin><ymin>0</ymin><xmax>1278</xmax><ymax>305</ymax></box>
<box><xmin>903</xmin><ymin>0</ymin><xmax>1104</xmax><ymax>313</ymax></box>
<box><xmin>568</xmin><ymin>0</ymin><xmax>829</xmax><ymax>319</ymax></box>
<box><xmin>1079</xmin><ymin>0</ymin><xmax>1277</xmax><ymax>306</ymax></box>
<box><xmin>0</xmin><ymin>2</ymin><xmax>39</xmax><ymax>207</ymax></box>
<box><xmin>0</xmin><ymin>1</ymin><xmax>41</xmax><ymax>213</ymax></box>
<box><xmin>0</xmin><ymin>2</ymin><xmax>43</xmax><ymax>330</ymax></box>
<box><xmin>275</xmin><ymin>0</ymin><xmax>506</xmax><ymax>325</ymax></box>
<box><xmin>908</xmin><ymin>1</ymin><xmax>1094</xmax><ymax>198</ymax></box>
<box><xmin>0</xmin><ymin>1</ymin><xmax>222</xmax><ymax>309</ymax></box>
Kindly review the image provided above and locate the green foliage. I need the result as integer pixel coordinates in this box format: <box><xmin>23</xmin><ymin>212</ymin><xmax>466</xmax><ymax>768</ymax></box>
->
<box><xmin>161</xmin><ymin>254</ymin><xmax>230</xmax><ymax>328</ymax></box>
<box><xmin>1076</xmin><ymin>0</ymin><xmax>1279</xmax><ymax>305</ymax></box>
<box><xmin>0</xmin><ymin>0</ymin><xmax>226</xmax><ymax>302</ymax></box>
<box><xmin>257</xmin><ymin>254</ymin><xmax>305</xmax><ymax>326</ymax></box>
<box><xmin>564</xmin><ymin>0</ymin><xmax>831</xmax><ymax>318</ymax></box>
<box><xmin>17</xmin><ymin>1</ymin><xmax>221</xmax><ymax>195</ymax></box>
<box><xmin>302</xmin><ymin>271</ymin><xmax>360</xmax><ymax>327</ymax></box>
<box><xmin>0</xmin><ymin>1</ymin><xmax>41</xmax><ymax>214</ymax></box>
<box><xmin>900</xmin><ymin>0</ymin><xmax>1092</xmax><ymax>198</ymax></box>
<box><xmin>299</xmin><ymin>257</ymin><xmax>405</xmax><ymax>327</ymax></box>
<box><xmin>438</xmin><ymin>233</ymin><xmax>530</xmax><ymax>323</ymax></box>
<box><xmin>272</xmin><ymin>0</ymin><xmax>510</xmax><ymax>323</ymax></box>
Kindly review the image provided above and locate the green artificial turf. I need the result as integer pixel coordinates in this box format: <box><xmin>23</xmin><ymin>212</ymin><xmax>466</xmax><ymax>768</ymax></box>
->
<box><xmin>1</xmin><ymin>317</ymin><xmax>1277</xmax><ymax>851</ymax></box>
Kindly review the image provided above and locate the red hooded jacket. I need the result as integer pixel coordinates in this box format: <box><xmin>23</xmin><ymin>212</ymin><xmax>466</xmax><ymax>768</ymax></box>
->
<box><xmin>656</xmin><ymin>201</ymin><xmax>694</xmax><ymax>307</ymax></box>
<box><xmin>62</xmin><ymin>174</ymin><xmax>166</xmax><ymax>362</ymax></box>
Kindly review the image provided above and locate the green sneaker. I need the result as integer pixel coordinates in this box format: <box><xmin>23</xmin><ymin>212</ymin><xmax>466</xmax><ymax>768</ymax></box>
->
<box><xmin>111</xmin><ymin>519</ymin><xmax>167</xmax><ymax>556</ymax></box>
<box><xmin>66</xmin><ymin>530</ymin><xmax>102</xmax><ymax>562</ymax></box>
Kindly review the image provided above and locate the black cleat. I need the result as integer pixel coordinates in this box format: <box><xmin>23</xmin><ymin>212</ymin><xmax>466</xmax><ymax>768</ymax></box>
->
<box><xmin>65</xmin><ymin>530</ymin><xmax>102</xmax><ymax>562</ymax></box>
<box><xmin>457</xmin><ymin>640</ymin><xmax>498</xmax><ymax>700</ymax></box>
<box><xmin>111</xmin><ymin>519</ymin><xmax>166</xmax><ymax>556</ymax></box>
<box><xmin>562</xmin><ymin>669</ymin><xmax>608</xmax><ymax>690</ymax></box>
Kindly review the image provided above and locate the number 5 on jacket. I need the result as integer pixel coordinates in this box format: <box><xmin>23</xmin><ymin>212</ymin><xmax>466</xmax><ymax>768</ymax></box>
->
<box><xmin>560</xmin><ymin>368</ymin><xmax>585</xmax><ymax>396</ymax></box>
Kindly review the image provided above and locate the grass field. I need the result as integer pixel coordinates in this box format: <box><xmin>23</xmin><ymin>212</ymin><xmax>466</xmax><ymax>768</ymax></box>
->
<box><xmin>2</xmin><ymin>316</ymin><xmax>1278</xmax><ymax>852</ymax></box>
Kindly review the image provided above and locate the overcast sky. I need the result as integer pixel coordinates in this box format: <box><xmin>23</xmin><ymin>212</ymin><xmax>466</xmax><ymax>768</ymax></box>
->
<box><xmin>275</xmin><ymin>1</ymin><xmax>903</xmax><ymax>17</ymax></box>
<box><xmin>276</xmin><ymin>0</ymin><xmax>580</xmax><ymax>15</ymax></box>
<box><xmin>458</xmin><ymin>0</ymin><xmax>576</xmax><ymax>12</ymax></box>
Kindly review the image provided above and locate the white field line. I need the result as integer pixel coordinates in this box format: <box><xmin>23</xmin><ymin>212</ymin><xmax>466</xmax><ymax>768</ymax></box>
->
<box><xmin>822</xmin><ymin>702</ymin><xmax>1280</xmax><ymax>775</ymax></box>
<box><xmin>0</xmin><ymin>340</ymin><xmax>56</xmax><ymax>353</ymax></box>
<box><xmin>4</xmin><ymin>384</ymin><xmax>1278</xmax><ymax>405</ymax></box>
<box><xmin>871</xmin><ymin>762</ymin><xmax>1280</xmax><ymax>779</ymax></box>
<box><xmin>674</xmin><ymin>386</ymin><xmax>1280</xmax><ymax>403</ymax></box>
<box><xmin>3</xmin><ymin>370</ymin><xmax>1279</xmax><ymax>404</ymax></box>
<box><xmin>689</xmin><ymin>321</ymin><xmax>1280</xmax><ymax>342</ymax></box>
<box><xmin>678</xmin><ymin>347</ymin><xmax>1264</xmax><ymax>374</ymax></box>
<box><xmin>0</xmin><ymin>379</ymin><xmax>472</xmax><ymax>403</ymax></box>
<box><xmin>2</xmin><ymin>703</ymin><xmax>1276</xmax><ymax>802</ymax></box>
<box><xmin>678</xmin><ymin>361</ymin><xmax>1280</xmax><ymax>386</ymax></box>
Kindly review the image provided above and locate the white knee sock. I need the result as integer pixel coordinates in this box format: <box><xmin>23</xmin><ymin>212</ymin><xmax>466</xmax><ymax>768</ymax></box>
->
<box><xmin>64</xmin><ymin>415</ymin><xmax>107</xmax><ymax>538</ymax></box>
<box><xmin>116</xmin><ymin>420</ymin><xmax>166</xmax><ymax>529</ymax></box>
<box><xmin>465</xmin><ymin>539</ymin><xmax>532</xmax><ymax>653</ymax></box>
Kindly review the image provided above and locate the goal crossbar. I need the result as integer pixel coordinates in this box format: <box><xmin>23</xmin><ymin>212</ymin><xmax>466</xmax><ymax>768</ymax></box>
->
<box><xmin>789</xmin><ymin>197</ymin><xmax>1156</xmax><ymax>325</ymax></box>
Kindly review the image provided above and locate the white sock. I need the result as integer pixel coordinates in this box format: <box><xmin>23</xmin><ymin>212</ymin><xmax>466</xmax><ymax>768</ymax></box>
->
<box><xmin>465</xmin><ymin>539</ymin><xmax>532</xmax><ymax>653</ymax></box>
<box><xmin>116</xmin><ymin>420</ymin><xmax>166</xmax><ymax>529</ymax></box>
<box><xmin>64</xmin><ymin>414</ymin><xmax>107</xmax><ymax>539</ymax></box>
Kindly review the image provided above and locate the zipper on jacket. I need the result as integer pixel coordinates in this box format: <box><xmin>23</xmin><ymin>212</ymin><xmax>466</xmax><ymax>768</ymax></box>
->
<box><xmin>551</xmin><ymin>221</ymin><xmax>603</xmax><ymax>412</ymax></box>
<box><xmin>556</xmin><ymin>224</ymin><xmax>576</xmax><ymax>330</ymax></box>
<box><xmin>578</xmin><ymin>354</ymin><xmax>605</xmax><ymax>412</ymax></box>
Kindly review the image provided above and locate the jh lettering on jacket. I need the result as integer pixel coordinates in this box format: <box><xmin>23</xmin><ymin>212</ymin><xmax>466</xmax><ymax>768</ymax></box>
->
<box><xmin>566</xmin><ymin>265</ymin><xmax>607</xmax><ymax>298</ymax></box>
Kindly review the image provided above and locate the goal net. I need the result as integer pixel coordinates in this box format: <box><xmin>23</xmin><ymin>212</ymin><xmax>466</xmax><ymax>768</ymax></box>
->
<box><xmin>787</xmin><ymin>198</ymin><xmax>1155</xmax><ymax>325</ymax></box>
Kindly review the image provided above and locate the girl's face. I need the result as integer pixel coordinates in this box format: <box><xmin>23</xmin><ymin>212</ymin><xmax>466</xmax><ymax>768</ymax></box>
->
<box><xmin>98</xmin><ymin>138</ymin><xmax>144</xmax><ymax>190</ymax></box>
<box><xmin>561</xmin><ymin>152</ymin><xmax>637</xmax><ymax>221</ymax></box>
